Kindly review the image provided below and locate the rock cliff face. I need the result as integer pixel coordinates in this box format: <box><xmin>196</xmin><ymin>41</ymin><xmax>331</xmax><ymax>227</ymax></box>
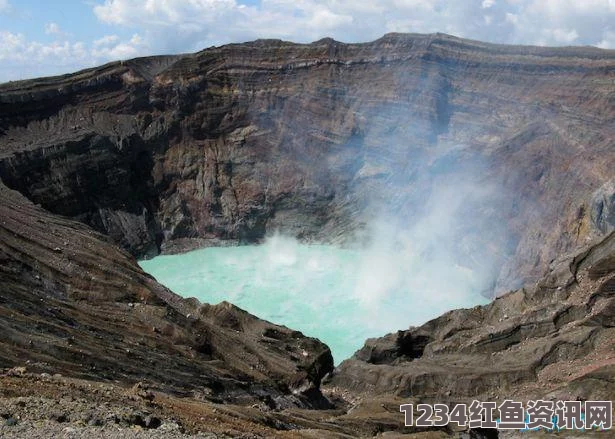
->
<box><xmin>0</xmin><ymin>33</ymin><xmax>614</xmax><ymax>437</ymax></box>
<box><xmin>0</xmin><ymin>180</ymin><xmax>333</xmax><ymax>408</ymax></box>
<box><xmin>330</xmin><ymin>230</ymin><xmax>615</xmax><ymax>405</ymax></box>
<box><xmin>1</xmin><ymin>33</ymin><xmax>614</xmax><ymax>292</ymax></box>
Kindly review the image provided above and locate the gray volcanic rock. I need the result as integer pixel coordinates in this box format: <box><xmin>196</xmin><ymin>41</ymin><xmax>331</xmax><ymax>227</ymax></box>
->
<box><xmin>0</xmin><ymin>180</ymin><xmax>333</xmax><ymax>407</ymax></box>
<box><xmin>591</xmin><ymin>180</ymin><xmax>615</xmax><ymax>235</ymax></box>
<box><xmin>0</xmin><ymin>33</ymin><xmax>614</xmax><ymax>293</ymax></box>
<box><xmin>0</xmin><ymin>33</ymin><xmax>615</xmax><ymax>437</ymax></box>
<box><xmin>329</xmin><ymin>230</ymin><xmax>615</xmax><ymax>404</ymax></box>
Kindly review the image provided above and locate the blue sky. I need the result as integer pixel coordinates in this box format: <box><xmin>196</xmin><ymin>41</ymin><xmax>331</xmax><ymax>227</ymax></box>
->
<box><xmin>0</xmin><ymin>0</ymin><xmax>614</xmax><ymax>83</ymax></box>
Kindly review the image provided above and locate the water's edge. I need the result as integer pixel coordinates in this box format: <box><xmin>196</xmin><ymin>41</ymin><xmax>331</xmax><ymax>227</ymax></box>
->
<box><xmin>140</xmin><ymin>237</ymin><xmax>490</xmax><ymax>363</ymax></box>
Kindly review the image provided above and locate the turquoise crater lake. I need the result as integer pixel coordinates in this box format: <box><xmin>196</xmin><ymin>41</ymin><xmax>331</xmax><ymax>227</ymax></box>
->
<box><xmin>139</xmin><ymin>235</ymin><xmax>489</xmax><ymax>363</ymax></box>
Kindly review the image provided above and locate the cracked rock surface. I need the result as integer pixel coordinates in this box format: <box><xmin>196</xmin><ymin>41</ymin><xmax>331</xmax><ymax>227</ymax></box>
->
<box><xmin>0</xmin><ymin>33</ymin><xmax>614</xmax><ymax>437</ymax></box>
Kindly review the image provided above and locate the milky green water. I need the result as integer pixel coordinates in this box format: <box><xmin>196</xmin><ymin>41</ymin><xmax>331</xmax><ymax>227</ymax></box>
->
<box><xmin>139</xmin><ymin>235</ymin><xmax>489</xmax><ymax>363</ymax></box>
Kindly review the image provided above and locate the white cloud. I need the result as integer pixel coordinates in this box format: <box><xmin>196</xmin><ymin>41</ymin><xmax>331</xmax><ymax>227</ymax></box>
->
<box><xmin>0</xmin><ymin>0</ymin><xmax>9</xmax><ymax>13</ymax></box>
<box><xmin>505</xmin><ymin>12</ymin><xmax>519</xmax><ymax>24</ymax></box>
<box><xmin>551</xmin><ymin>28</ymin><xmax>579</xmax><ymax>44</ymax></box>
<box><xmin>1</xmin><ymin>0</ymin><xmax>614</xmax><ymax>83</ymax></box>
<box><xmin>44</xmin><ymin>22</ymin><xmax>70</xmax><ymax>38</ymax></box>
<box><xmin>91</xmin><ymin>33</ymin><xmax>147</xmax><ymax>59</ymax></box>
<box><xmin>305</xmin><ymin>8</ymin><xmax>353</xmax><ymax>31</ymax></box>
<box><xmin>93</xmin><ymin>34</ymin><xmax>120</xmax><ymax>47</ymax></box>
<box><xmin>89</xmin><ymin>0</ymin><xmax>615</xmax><ymax>51</ymax></box>
<box><xmin>0</xmin><ymin>31</ymin><xmax>92</xmax><ymax>82</ymax></box>
<box><xmin>94</xmin><ymin>0</ymin><xmax>238</xmax><ymax>26</ymax></box>
<box><xmin>597</xmin><ymin>30</ymin><xmax>615</xmax><ymax>48</ymax></box>
<box><xmin>0</xmin><ymin>31</ymin><xmax>82</xmax><ymax>63</ymax></box>
<box><xmin>0</xmin><ymin>30</ymin><xmax>148</xmax><ymax>82</ymax></box>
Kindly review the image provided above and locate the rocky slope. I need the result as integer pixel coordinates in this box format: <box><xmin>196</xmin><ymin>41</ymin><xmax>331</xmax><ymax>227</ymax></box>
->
<box><xmin>329</xmin><ymin>231</ymin><xmax>615</xmax><ymax>406</ymax></box>
<box><xmin>0</xmin><ymin>33</ymin><xmax>615</xmax><ymax>437</ymax></box>
<box><xmin>0</xmin><ymin>180</ymin><xmax>333</xmax><ymax>408</ymax></box>
<box><xmin>1</xmin><ymin>209</ymin><xmax>614</xmax><ymax>437</ymax></box>
<box><xmin>1</xmin><ymin>33</ymin><xmax>614</xmax><ymax>291</ymax></box>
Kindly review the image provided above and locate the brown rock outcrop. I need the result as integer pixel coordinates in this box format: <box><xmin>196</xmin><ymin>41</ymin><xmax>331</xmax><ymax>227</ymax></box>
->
<box><xmin>1</xmin><ymin>33</ymin><xmax>614</xmax><ymax>292</ymax></box>
<box><xmin>330</xmin><ymin>230</ymin><xmax>615</xmax><ymax>405</ymax></box>
<box><xmin>0</xmin><ymin>33</ymin><xmax>614</xmax><ymax>437</ymax></box>
<box><xmin>0</xmin><ymin>180</ymin><xmax>333</xmax><ymax>407</ymax></box>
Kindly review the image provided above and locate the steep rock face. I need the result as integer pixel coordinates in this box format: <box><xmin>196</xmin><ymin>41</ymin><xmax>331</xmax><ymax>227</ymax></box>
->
<box><xmin>0</xmin><ymin>34</ymin><xmax>614</xmax><ymax>437</ymax></box>
<box><xmin>0</xmin><ymin>180</ymin><xmax>333</xmax><ymax>407</ymax></box>
<box><xmin>0</xmin><ymin>33</ymin><xmax>614</xmax><ymax>292</ymax></box>
<box><xmin>330</xmin><ymin>230</ymin><xmax>615</xmax><ymax>404</ymax></box>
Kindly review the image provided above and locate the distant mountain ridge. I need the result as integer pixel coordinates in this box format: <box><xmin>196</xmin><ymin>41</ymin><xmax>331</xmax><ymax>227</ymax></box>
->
<box><xmin>2</xmin><ymin>32</ymin><xmax>614</xmax><ymax>293</ymax></box>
